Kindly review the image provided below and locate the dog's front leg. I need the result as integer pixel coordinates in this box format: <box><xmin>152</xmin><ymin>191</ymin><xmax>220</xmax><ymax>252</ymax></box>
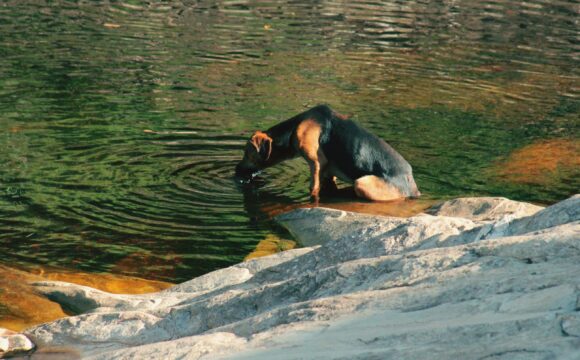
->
<box><xmin>296</xmin><ymin>119</ymin><xmax>326</xmax><ymax>202</ymax></box>
<box><xmin>303</xmin><ymin>146</ymin><xmax>330</xmax><ymax>202</ymax></box>
<box><xmin>307</xmin><ymin>159</ymin><xmax>321</xmax><ymax>201</ymax></box>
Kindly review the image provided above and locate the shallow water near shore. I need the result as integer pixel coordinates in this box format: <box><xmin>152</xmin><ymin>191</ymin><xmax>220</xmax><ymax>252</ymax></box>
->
<box><xmin>0</xmin><ymin>0</ymin><xmax>578</xmax><ymax>286</ymax></box>
<box><xmin>0</xmin><ymin>264</ymin><xmax>172</xmax><ymax>331</ymax></box>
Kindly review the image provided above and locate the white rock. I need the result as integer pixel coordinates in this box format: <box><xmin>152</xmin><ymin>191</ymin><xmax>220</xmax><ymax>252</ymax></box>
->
<box><xmin>0</xmin><ymin>328</ymin><xmax>16</xmax><ymax>337</ymax></box>
<box><xmin>426</xmin><ymin>196</ymin><xmax>543</xmax><ymax>221</ymax></box>
<box><xmin>0</xmin><ymin>333</ymin><xmax>35</xmax><ymax>358</ymax></box>
<box><xmin>17</xmin><ymin>195</ymin><xmax>580</xmax><ymax>360</ymax></box>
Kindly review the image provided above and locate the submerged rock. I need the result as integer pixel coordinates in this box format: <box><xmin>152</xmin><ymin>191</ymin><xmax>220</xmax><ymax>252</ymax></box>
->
<box><xmin>13</xmin><ymin>195</ymin><xmax>580</xmax><ymax>359</ymax></box>
<box><xmin>0</xmin><ymin>265</ymin><xmax>173</xmax><ymax>332</ymax></box>
<box><xmin>492</xmin><ymin>139</ymin><xmax>580</xmax><ymax>186</ymax></box>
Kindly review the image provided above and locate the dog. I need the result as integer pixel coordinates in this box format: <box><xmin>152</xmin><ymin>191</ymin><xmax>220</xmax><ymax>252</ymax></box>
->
<box><xmin>235</xmin><ymin>105</ymin><xmax>421</xmax><ymax>201</ymax></box>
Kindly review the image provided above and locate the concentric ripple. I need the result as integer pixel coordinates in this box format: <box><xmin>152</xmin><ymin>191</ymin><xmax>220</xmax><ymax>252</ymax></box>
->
<box><xmin>162</xmin><ymin>135</ymin><xmax>311</xmax><ymax>208</ymax></box>
<box><xmin>171</xmin><ymin>158</ymin><xmax>242</xmax><ymax>204</ymax></box>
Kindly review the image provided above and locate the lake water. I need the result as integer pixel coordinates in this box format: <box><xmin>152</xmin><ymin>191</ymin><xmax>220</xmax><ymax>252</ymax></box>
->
<box><xmin>1</xmin><ymin>0</ymin><xmax>578</xmax><ymax>283</ymax></box>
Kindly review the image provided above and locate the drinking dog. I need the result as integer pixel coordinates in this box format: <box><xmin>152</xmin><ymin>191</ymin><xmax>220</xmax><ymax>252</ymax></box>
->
<box><xmin>235</xmin><ymin>105</ymin><xmax>420</xmax><ymax>201</ymax></box>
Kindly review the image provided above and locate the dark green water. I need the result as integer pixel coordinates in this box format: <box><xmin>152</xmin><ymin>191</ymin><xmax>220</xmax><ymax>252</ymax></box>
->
<box><xmin>1</xmin><ymin>1</ymin><xmax>578</xmax><ymax>282</ymax></box>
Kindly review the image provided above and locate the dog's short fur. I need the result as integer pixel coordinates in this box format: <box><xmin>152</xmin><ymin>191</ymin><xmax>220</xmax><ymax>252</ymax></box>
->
<box><xmin>235</xmin><ymin>105</ymin><xmax>421</xmax><ymax>201</ymax></box>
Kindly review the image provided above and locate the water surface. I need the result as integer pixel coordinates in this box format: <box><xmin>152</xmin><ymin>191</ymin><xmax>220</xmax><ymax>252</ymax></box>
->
<box><xmin>1</xmin><ymin>0</ymin><xmax>578</xmax><ymax>282</ymax></box>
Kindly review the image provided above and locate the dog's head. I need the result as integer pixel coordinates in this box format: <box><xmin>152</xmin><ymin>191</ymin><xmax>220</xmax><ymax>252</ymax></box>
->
<box><xmin>235</xmin><ymin>131</ymin><xmax>273</xmax><ymax>181</ymax></box>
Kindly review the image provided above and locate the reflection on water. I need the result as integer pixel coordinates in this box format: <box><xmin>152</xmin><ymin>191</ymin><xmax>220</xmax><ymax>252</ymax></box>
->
<box><xmin>0</xmin><ymin>0</ymin><xmax>578</xmax><ymax>283</ymax></box>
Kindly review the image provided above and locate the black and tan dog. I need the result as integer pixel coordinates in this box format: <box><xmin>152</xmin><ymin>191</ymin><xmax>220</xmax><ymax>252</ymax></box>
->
<box><xmin>235</xmin><ymin>105</ymin><xmax>421</xmax><ymax>201</ymax></box>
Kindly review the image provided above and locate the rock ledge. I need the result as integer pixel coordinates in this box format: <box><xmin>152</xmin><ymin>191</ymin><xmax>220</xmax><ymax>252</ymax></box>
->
<box><xmin>2</xmin><ymin>195</ymin><xmax>579</xmax><ymax>359</ymax></box>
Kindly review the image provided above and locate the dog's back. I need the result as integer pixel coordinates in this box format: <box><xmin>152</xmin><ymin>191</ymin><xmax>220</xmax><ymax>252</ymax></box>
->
<box><xmin>303</xmin><ymin>105</ymin><xmax>420</xmax><ymax>197</ymax></box>
<box><xmin>236</xmin><ymin>104</ymin><xmax>420</xmax><ymax>200</ymax></box>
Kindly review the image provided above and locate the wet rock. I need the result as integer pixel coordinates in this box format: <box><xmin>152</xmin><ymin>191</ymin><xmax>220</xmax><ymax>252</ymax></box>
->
<box><xmin>0</xmin><ymin>265</ymin><xmax>172</xmax><ymax>332</ymax></box>
<box><xmin>20</xmin><ymin>195</ymin><xmax>580</xmax><ymax>359</ymax></box>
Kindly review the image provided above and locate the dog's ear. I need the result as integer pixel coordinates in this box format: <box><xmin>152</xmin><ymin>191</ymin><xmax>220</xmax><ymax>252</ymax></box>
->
<box><xmin>250</xmin><ymin>131</ymin><xmax>272</xmax><ymax>161</ymax></box>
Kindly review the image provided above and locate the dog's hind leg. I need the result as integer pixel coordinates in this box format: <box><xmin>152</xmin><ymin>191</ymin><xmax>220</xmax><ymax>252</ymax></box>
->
<box><xmin>354</xmin><ymin>175</ymin><xmax>405</xmax><ymax>201</ymax></box>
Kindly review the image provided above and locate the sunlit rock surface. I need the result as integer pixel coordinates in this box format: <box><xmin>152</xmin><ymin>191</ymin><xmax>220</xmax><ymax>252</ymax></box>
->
<box><xmin>12</xmin><ymin>195</ymin><xmax>580</xmax><ymax>359</ymax></box>
<box><xmin>0</xmin><ymin>329</ymin><xmax>35</xmax><ymax>358</ymax></box>
<box><xmin>425</xmin><ymin>196</ymin><xmax>544</xmax><ymax>221</ymax></box>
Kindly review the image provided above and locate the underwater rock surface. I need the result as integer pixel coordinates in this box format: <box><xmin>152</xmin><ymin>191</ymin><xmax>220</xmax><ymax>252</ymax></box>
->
<box><xmin>5</xmin><ymin>195</ymin><xmax>580</xmax><ymax>359</ymax></box>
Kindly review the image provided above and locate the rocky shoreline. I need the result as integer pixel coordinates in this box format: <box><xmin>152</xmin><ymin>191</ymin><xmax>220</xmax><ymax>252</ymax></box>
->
<box><xmin>1</xmin><ymin>195</ymin><xmax>579</xmax><ymax>359</ymax></box>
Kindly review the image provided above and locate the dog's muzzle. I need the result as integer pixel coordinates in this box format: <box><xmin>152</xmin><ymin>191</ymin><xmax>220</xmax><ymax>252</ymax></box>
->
<box><xmin>235</xmin><ymin>163</ymin><xmax>261</xmax><ymax>183</ymax></box>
